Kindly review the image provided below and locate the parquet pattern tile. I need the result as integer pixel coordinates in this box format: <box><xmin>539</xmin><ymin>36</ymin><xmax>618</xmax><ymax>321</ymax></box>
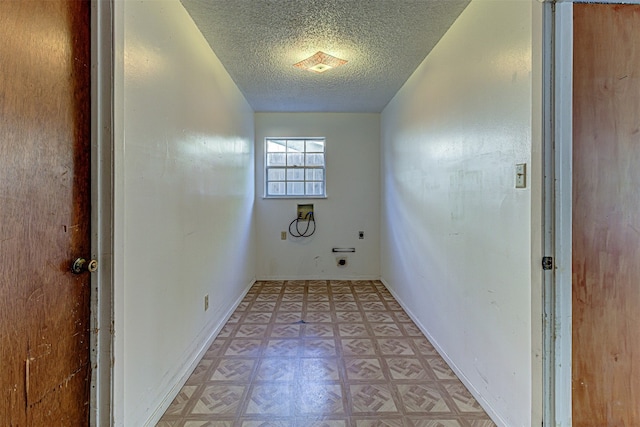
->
<box><xmin>158</xmin><ymin>280</ymin><xmax>496</xmax><ymax>427</ymax></box>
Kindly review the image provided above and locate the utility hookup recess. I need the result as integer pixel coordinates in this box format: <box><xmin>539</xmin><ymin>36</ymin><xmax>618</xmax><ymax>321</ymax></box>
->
<box><xmin>297</xmin><ymin>203</ymin><xmax>314</xmax><ymax>220</ymax></box>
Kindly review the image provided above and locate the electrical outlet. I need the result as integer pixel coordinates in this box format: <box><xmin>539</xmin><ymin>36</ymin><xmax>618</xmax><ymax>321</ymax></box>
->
<box><xmin>204</xmin><ymin>294</ymin><xmax>209</xmax><ymax>311</ymax></box>
<box><xmin>281</xmin><ymin>231</ymin><xmax>287</xmax><ymax>240</ymax></box>
<box><xmin>358</xmin><ymin>231</ymin><xmax>364</xmax><ymax>239</ymax></box>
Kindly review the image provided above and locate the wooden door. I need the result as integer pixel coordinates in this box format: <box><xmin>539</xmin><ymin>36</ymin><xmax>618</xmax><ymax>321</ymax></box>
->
<box><xmin>572</xmin><ymin>4</ymin><xmax>640</xmax><ymax>425</ymax></box>
<box><xmin>0</xmin><ymin>0</ymin><xmax>92</xmax><ymax>425</ymax></box>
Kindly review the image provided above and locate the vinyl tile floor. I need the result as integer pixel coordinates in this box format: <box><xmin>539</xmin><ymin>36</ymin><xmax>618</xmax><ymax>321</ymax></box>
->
<box><xmin>157</xmin><ymin>280</ymin><xmax>497</xmax><ymax>427</ymax></box>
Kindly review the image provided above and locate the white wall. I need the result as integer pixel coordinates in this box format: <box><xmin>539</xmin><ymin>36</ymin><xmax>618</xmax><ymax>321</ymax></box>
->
<box><xmin>255</xmin><ymin>113</ymin><xmax>380</xmax><ymax>280</ymax></box>
<box><xmin>380</xmin><ymin>1</ymin><xmax>537</xmax><ymax>425</ymax></box>
<box><xmin>113</xmin><ymin>1</ymin><xmax>256</xmax><ymax>425</ymax></box>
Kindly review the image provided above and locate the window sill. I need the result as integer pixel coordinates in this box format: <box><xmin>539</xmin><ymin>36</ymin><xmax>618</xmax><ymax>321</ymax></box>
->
<box><xmin>262</xmin><ymin>195</ymin><xmax>327</xmax><ymax>200</ymax></box>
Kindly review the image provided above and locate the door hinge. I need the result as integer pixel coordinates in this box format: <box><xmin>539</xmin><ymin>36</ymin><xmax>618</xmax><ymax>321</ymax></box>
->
<box><xmin>542</xmin><ymin>256</ymin><xmax>554</xmax><ymax>270</ymax></box>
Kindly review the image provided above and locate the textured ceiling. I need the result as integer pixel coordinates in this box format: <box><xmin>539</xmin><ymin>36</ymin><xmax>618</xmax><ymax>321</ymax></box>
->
<box><xmin>181</xmin><ymin>0</ymin><xmax>470</xmax><ymax>113</ymax></box>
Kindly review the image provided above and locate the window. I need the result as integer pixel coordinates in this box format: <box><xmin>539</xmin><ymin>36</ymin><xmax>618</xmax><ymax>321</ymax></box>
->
<box><xmin>265</xmin><ymin>138</ymin><xmax>326</xmax><ymax>197</ymax></box>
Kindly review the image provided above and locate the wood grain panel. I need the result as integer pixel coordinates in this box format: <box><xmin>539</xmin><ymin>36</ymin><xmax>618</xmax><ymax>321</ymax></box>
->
<box><xmin>573</xmin><ymin>4</ymin><xmax>640</xmax><ymax>426</ymax></box>
<box><xmin>0</xmin><ymin>0</ymin><xmax>91</xmax><ymax>425</ymax></box>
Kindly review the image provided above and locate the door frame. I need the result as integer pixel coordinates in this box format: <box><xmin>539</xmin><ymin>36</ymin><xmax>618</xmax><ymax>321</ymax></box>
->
<box><xmin>539</xmin><ymin>2</ymin><xmax>573</xmax><ymax>425</ymax></box>
<box><xmin>89</xmin><ymin>0</ymin><xmax>114</xmax><ymax>425</ymax></box>
<box><xmin>546</xmin><ymin>2</ymin><xmax>640</xmax><ymax>426</ymax></box>
<box><xmin>546</xmin><ymin>2</ymin><xmax>573</xmax><ymax>426</ymax></box>
<box><xmin>540</xmin><ymin>0</ymin><xmax>555</xmax><ymax>424</ymax></box>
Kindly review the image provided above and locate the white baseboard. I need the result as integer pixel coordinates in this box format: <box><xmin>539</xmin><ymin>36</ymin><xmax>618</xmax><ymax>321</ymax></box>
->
<box><xmin>143</xmin><ymin>278</ymin><xmax>256</xmax><ymax>427</ymax></box>
<box><xmin>256</xmin><ymin>275</ymin><xmax>381</xmax><ymax>281</ymax></box>
<box><xmin>379</xmin><ymin>278</ymin><xmax>507</xmax><ymax>427</ymax></box>
<box><xmin>143</xmin><ymin>277</ymin><xmax>506</xmax><ymax>426</ymax></box>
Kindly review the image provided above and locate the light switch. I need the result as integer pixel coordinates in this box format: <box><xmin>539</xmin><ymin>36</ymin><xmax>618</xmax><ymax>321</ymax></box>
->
<box><xmin>516</xmin><ymin>163</ymin><xmax>526</xmax><ymax>189</ymax></box>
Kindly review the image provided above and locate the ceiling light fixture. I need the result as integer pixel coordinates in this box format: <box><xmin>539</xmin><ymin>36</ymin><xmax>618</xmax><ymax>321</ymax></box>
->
<box><xmin>293</xmin><ymin>51</ymin><xmax>347</xmax><ymax>73</ymax></box>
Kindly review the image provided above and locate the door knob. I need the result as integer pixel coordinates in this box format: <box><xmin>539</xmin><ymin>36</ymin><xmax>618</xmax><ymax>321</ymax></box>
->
<box><xmin>72</xmin><ymin>258</ymin><xmax>98</xmax><ymax>274</ymax></box>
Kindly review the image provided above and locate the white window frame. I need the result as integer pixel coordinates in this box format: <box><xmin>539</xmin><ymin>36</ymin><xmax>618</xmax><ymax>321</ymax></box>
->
<box><xmin>264</xmin><ymin>137</ymin><xmax>326</xmax><ymax>198</ymax></box>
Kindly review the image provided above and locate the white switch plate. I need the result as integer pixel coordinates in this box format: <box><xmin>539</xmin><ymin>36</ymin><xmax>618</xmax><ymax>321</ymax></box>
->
<box><xmin>515</xmin><ymin>163</ymin><xmax>526</xmax><ymax>189</ymax></box>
